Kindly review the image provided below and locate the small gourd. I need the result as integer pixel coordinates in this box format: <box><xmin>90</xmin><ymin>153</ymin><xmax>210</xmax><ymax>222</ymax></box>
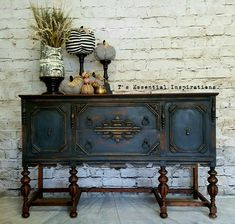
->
<box><xmin>81</xmin><ymin>83</ymin><xmax>94</xmax><ymax>94</ymax></box>
<box><xmin>94</xmin><ymin>40</ymin><xmax>116</xmax><ymax>61</ymax></box>
<box><xmin>94</xmin><ymin>85</ymin><xmax>107</xmax><ymax>94</ymax></box>
<box><xmin>80</xmin><ymin>72</ymin><xmax>94</xmax><ymax>94</ymax></box>
<box><xmin>89</xmin><ymin>72</ymin><xmax>104</xmax><ymax>86</ymax></box>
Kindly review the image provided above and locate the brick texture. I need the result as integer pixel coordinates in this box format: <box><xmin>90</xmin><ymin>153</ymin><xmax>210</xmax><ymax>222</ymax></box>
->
<box><xmin>0</xmin><ymin>0</ymin><xmax>234</xmax><ymax>195</ymax></box>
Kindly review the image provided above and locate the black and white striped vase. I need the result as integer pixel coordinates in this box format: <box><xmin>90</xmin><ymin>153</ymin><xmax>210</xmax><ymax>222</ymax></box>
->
<box><xmin>66</xmin><ymin>27</ymin><xmax>95</xmax><ymax>76</ymax></box>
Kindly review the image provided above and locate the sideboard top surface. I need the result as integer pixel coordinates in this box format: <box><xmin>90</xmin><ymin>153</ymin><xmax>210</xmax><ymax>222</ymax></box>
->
<box><xmin>19</xmin><ymin>92</ymin><xmax>219</xmax><ymax>99</ymax></box>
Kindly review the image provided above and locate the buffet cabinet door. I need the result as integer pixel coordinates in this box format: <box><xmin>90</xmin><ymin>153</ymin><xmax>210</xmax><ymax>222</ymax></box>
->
<box><xmin>73</xmin><ymin>103</ymin><xmax>161</xmax><ymax>161</ymax></box>
<box><xmin>165</xmin><ymin>101</ymin><xmax>211</xmax><ymax>157</ymax></box>
<box><xmin>24</xmin><ymin>102</ymin><xmax>71</xmax><ymax>158</ymax></box>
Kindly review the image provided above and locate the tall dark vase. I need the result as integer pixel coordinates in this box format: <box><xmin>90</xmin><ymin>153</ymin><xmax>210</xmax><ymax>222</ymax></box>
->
<box><xmin>40</xmin><ymin>44</ymin><xmax>65</xmax><ymax>95</ymax></box>
<box><xmin>40</xmin><ymin>77</ymin><xmax>64</xmax><ymax>95</ymax></box>
<box><xmin>100</xmin><ymin>60</ymin><xmax>112</xmax><ymax>94</ymax></box>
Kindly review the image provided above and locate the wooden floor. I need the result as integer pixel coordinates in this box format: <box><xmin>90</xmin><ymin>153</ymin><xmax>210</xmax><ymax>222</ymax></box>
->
<box><xmin>0</xmin><ymin>193</ymin><xmax>235</xmax><ymax>224</ymax></box>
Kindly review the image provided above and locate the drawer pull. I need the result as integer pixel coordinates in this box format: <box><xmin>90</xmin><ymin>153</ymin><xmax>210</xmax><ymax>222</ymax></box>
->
<box><xmin>142</xmin><ymin>116</ymin><xmax>150</xmax><ymax>126</ymax></box>
<box><xmin>85</xmin><ymin>141</ymin><xmax>92</xmax><ymax>150</ymax></box>
<box><xmin>86</xmin><ymin>116</ymin><xmax>93</xmax><ymax>127</ymax></box>
<box><xmin>142</xmin><ymin>139</ymin><xmax>150</xmax><ymax>150</ymax></box>
<box><xmin>185</xmin><ymin>127</ymin><xmax>191</xmax><ymax>136</ymax></box>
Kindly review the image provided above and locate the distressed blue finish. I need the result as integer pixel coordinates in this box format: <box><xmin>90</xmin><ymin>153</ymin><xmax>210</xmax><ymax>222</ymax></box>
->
<box><xmin>171</xmin><ymin>108</ymin><xmax>203</xmax><ymax>151</ymax></box>
<box><xmin>165</xmin><ymin>102</ymin><xmax>211</xmax><ymax>157</ymax></box>
<box><xmin>76</xmin><ymin>105</ymin><xmax>160</xmax><ymax>156</ymax></box>
<box><xmin>20</xmin><ymin>93</ymin><xmax>218</xmax><ymax>167</ymax></box>
<box><xmin>31</xmin><ymin>109</ymin><xmax>66</xmax><ymax>152</ymax></box>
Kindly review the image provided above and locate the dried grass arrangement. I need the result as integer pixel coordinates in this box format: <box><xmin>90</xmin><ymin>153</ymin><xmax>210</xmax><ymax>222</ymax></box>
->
<box><xmin>30</xmin><ymin>3</ymin><xmax>73</xmax><ymax>48</ymax></box>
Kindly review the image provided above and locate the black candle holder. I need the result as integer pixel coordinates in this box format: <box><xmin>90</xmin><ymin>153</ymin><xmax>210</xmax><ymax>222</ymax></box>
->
<box><xmin>76</xmin><ymin>53</ymin><xmax>88</xmax><ymax>76</ymax></box>
<box><xmin>40</xmin><ymin>76</ymin><xmax>64</xmax><ymax>95</ymax></box>
<box><xmin>100</xmin><ymin>59</ymin><xmax>112</xmax><ymax>94</ymax></box>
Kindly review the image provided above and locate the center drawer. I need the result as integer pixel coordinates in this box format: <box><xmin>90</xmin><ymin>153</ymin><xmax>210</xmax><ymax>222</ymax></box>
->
<box><xmin>74</xmin><ymin>103</ymin><xmax>160</xmax><ymax>157</ymax></box>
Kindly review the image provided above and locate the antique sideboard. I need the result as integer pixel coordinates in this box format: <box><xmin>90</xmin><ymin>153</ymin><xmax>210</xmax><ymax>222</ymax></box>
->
<box><xmin>19</xmin><ymin>93</ymin><xmax>218</xmax><ymax>219</ymax></box>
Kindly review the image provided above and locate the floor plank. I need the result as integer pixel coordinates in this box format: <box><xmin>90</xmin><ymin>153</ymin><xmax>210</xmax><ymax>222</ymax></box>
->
<box><xmin>0</xmin><ymin>194</ymin><xmax>235</xmax><ymax>224</ymax></box>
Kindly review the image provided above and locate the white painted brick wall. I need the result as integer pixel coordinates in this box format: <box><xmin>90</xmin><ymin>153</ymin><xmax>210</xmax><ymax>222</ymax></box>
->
<box><xmin>0</xmin><ymin>0</ymin><xmax>235</xmax><ymax>196</ymax></box>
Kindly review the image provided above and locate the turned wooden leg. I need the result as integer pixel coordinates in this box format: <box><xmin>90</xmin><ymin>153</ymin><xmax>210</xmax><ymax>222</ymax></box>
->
<box><xmin>193</xmin><ymin>164</ymin><xmax>199</xmax><ymax>199</ymax></box>
<box><xmin>69</xmin><ymin>166</ymin><xmax>79</xmax><ymax>218</ymax></box>
<box><xmin>207</xmin><ymin>167</ymin><xmax>218</xmax><ymax>218</ymax></box>
<box><xmin>38</xmin><ymin>163</ymin><xmax>43</xmax><ymax>199</ymax></box>
<box><xmin>21</xmin><ymin>166</ymin><xmax>31</xmax><ymax>218</ymax></box>
<box><xmin>158</xmin><ymin>166</ymin><xmax>169</xmax><ymax>218</ymax></box>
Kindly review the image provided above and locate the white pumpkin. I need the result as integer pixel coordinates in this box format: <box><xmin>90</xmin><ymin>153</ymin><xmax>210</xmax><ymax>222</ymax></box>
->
<box><xmin>60</xmin><ymin>75</ymin><xmax>83</xmax><ymax>94</ymax></box>
<box><xmin>94</xmin><ymin>40</ymin><xmax>116</xmax><ymax>61</ymax></box>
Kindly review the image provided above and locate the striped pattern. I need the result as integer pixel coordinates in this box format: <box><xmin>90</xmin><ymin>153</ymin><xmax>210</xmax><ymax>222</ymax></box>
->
<box><xmin>66</xmin><ymin>28</ymin><xmax>95</xmax><ymax>55</ymax></box>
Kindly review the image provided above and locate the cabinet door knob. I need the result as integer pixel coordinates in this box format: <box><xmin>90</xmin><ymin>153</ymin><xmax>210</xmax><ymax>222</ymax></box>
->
<box><xmin>184</xmin><ymin>127</ymin><xmax>191</xmax><ymax>136</ymax></box>
<box><xmin>47</xmin><ymin>128</ymin><xmax>53</xmax><ymax>137</ymax></box>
